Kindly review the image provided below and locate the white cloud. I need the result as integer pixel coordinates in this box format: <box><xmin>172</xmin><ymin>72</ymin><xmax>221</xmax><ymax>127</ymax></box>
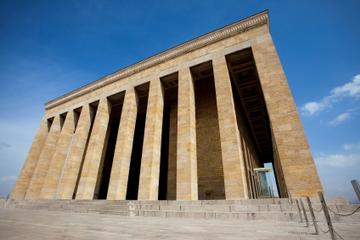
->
<box><xmin>315</xmin><ymin>147</ymin><xmax>360</xmax><ymax>203</ymax></box>
<box><xmin>329</xmin><ymin>112</ymin><xmax>351</xmax><ymax>126</ymax></box>
<box><xmin>302</xmin><ymin>101</ymin><xmax>327</xmax><ymax>116</ymax></box>
<box><xmin>343</xmin><ymin>142</ymin><xmax>360</xmax><ymax>151</ymax></box>
<box><xmin>316</xmin><ymin>153</ymin><xmax>360</xmax><ymax>168</ymax></box>
<box><xmin>331</xmin><ymin>75</ymin><xmax>360</xmax><ymax>98</ymax></box>
<box><xmin>0</xmin><ymin>176</ymin><xmax>16</xmax><ymax>182</ymax></box>
<box><xmin>301</xmin><ymin>74</ymin><xmax>360</xmax><ymax>115</ymax></box>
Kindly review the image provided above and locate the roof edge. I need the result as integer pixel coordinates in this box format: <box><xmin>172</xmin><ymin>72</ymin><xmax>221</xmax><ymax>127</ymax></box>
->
<box><xmin>45</xmin><ymin>10</ymin><xmax>269</xmax><ymax>110</ymax></box>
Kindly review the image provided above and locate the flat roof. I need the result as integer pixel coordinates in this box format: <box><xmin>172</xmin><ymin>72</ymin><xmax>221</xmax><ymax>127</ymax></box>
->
<box><xmin>45</xmin><ymin>10</ymin><xmax>269</xmax><ymax>110</ymax></box>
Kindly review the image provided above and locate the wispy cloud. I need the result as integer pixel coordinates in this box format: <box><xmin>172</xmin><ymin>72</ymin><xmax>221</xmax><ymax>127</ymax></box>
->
<box><xmin>343</xmin><ymin>142</ymin><xmax>360</xmax><ymax>151</ymax></box>
<box><xmin>314</xmin><ymin>142</ymin><xmax>360</xmax><ymax>203</ymax></box>
<box><xmin>301</xmin><ymin>74</ymin><xmax>360</xmax><ymax>116</ymax></box>
<box><xmin>329</xmin><ymin>112</ymin><xmax>352</xmax><ymax>126</ymax></box>
<box><xmin>316</xmin><ymin>153</ymin><xmax>360</xmax><ymax>168</ymax></box>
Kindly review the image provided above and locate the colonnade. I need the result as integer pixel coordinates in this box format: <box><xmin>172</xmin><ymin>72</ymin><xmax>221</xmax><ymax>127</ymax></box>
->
<box><xmin>12</xmin><ymin>56</ymin><xmax>261</xmax><ymax>201</ymax></box>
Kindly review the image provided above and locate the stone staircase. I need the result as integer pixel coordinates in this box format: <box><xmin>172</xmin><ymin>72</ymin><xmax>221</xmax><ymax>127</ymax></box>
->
<box><xmin>131</xmin><ymin>199</ymin><xmax>299</xmax><ymax>221</ymax></box>
<box><xmin>5</xmin><ymin>199</ymin><xmax>129</xmax><ymax>216</ymax></box>
<box><xmin>3</xmin><ymin>198</ymin><xmax>359</xmax><ymax>223</ymax></box>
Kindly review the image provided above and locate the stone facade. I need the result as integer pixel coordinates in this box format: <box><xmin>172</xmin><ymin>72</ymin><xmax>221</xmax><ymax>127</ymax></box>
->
<box><xmin>11</xmin><ymin>11</ymin><xmax>322</xmax><ymax>201</ymax></box>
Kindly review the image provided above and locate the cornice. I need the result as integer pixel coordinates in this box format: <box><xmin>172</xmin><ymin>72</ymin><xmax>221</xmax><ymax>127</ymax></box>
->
<box><xmin>45</xmin><ymin>10</ymin><xmax>269</xmax><ymax>110</ymax></box>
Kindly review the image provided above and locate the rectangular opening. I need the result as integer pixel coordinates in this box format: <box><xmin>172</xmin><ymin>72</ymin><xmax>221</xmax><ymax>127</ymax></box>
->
<box><xmin>191</xmin><ymin>61</ymin><xmax>225</xmax><ymax>200</ymax></box>
<box><xmin>59</xmin><ymin>112</ymin><xmax>67</xmax><ymax>130</ymax></box>
<box><xmin>262</xmin><ymin>162</ymin><xmax>279</xmax><ymax>198</ymax></box>
<box><xmin>73</xmin><ymin>107</ymin><xmax>82</xmax><ymax>132</ymax></box>
<box><xmin>225</xmin><ymin>48</ymin><xmax>284</xmax><ymax>198</ymax></box>
<box><xmin>93</xmin><ymin>92</ymin><xmax>125</xmax><ymax>199</ymax></box>
<box><xmin>158</xmin><ymin>73</ymin><xmax>178</xmax><ymax>200</ymax></box>
<box><xmin>47</xmin><ymin>117</ymin><xmax>54</xmax><ymax>132</ymax></box>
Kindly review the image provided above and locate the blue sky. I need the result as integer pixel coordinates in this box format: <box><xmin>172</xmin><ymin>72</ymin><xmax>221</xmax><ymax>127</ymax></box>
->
<box><xmin>0</xmin><ymin>0</ymin><xmax>359</xmax><ymax>202</ymax></box>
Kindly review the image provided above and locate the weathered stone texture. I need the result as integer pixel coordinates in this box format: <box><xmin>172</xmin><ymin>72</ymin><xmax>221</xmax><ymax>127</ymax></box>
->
<box><xmin>176</xmin><ymin>67</ymin><xmax>198</xmax><ymax>200</ymax></box>
<box><xmin>40</xmin><ymin>111</ymin><xmax>75</xmax><ymax>199</ymax></box>
<box><xmin>138</xmin><ymin>79</ymin><xmax>164</xmax><ymax>200</ymax></box>
<box><xmin>76</xmin><ymin>98</ymin><xmax>111</xmax><ymax>199</ymax></box>
<box><xmin>213</xmin><ymin>56</ymin><xmax>249</xmax><ymax>199</ymax></box>
<box><xmin>56</xmin><ymin>104</ymin><xmax>94</xmax><ymax>199</ymax></box>
<box><xmin>107</xmin><ymin>88</ymin><xmax>138</xmax><ymax>200</ymax></box>
<box><xmin>195</xmin><ymin>77</ymin><xmax>225</xmax><ymax>200</ymax></box>
<box><xmin>252</xmin><ymin>33</ymin><xmax>322</xmax><ymax>197</ymax></box>
<box><xmin>26</xmin><ymin>116</ymin><xmax>62</xmax><ymax>199</ymax></box>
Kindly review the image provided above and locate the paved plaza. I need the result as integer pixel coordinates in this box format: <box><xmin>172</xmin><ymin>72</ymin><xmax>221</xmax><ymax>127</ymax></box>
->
<box><xmin>1</xmin><ymin>208</ymin><xmax>359</xmax><ymax>240</ymax></box>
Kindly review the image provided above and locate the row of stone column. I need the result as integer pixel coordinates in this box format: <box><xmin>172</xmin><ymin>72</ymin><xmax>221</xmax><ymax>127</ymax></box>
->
<box><xmin>12</xmin><ymin>56</ymin><xmax>250</xmax><ymax>200</ymax></box>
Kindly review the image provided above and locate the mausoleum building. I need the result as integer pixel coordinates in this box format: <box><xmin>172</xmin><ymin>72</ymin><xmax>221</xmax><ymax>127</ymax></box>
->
<box><xmin>11</xmin><ymin>11</ymin><xmax>322</xmax><ymax>201</ymax></box>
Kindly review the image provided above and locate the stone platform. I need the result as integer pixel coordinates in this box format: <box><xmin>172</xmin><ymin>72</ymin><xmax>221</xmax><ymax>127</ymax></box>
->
<box><xmin>1</xmin><ymin>198</ymin><xmax>360</xmax><ymax>239</ymax></box>
<box><xmin>1</xmin><ymin>207</ymin><xmax>360</xmax><ymax>240</ymax></box>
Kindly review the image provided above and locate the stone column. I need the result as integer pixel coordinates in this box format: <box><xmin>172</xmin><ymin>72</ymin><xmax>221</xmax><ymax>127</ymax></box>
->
<box><xmin>252</xmin><ymin>33</ymin><xmax>323</xmax><ymax>197</ymax></box>
<box><xmin>213</xmin><ymin>56</ymin><xmax>249</xmax><ymax>199</ymax></box>
<box><xmin>76</xmin><ymin>98</ymin><xmax>111</xmax><ymax>199</ymax></box>
<box><xmin>56</xmin><ymin>104</ymin><xmax>94</xmax><ymax>199</ymax></box>
<box><xmin>11</xmin><ymin>118</ymin><xmax>49</xmax><ymax>199</ymax></box>
<box><xmin>39</xmin><ymin>111</ymin><xmax>75</xmax><ymax>199</ymax></box>
<box><xmin>25</xmin><ymin>116</ymin><xmax>62</xmax><ymax>199</ymax></box>
<box><xmin>107</xmin><ymin>88</ymin><xmax>138</xmax><ymax>200</ymax></box>
<box><xmin>176</xmin><ymin>67</ymin><xmax>198</xmax><ymax>200</ymax></box>
<box><xmin>138</xmin><ymin>78</ymin><xmax>164</xmax><ymax>200</ymax></box>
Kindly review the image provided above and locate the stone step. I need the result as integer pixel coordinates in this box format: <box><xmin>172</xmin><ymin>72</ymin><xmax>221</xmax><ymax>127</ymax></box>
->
<box><xmin>134</xmin><ymin>203</ymin><xmax>299</xmax><ymax>212</ymax></box>
<box><xmin>135</xmin><ymin>210</ymin><xmax>299</xmax><ymax>221</ymax></box>
<box><xmin>98</xmin><ymin>210</ymin><xmax>129</xmax><ymax>216</ymax></box>
<box><xmin>133</xmin><ymin>199</ymin><xmax>295</xmax><ymax>205</ymax></box>
<box><xmin>4</xmin><ymin>198</ymin><xmax>359</xmax><ymax>224</ymax></box>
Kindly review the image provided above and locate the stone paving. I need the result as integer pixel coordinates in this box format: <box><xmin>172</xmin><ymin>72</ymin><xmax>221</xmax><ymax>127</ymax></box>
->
<box><xmin>1</xmin><ymin>208</ymin><xmax>359</xmax><ymax>239</ymax></box>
